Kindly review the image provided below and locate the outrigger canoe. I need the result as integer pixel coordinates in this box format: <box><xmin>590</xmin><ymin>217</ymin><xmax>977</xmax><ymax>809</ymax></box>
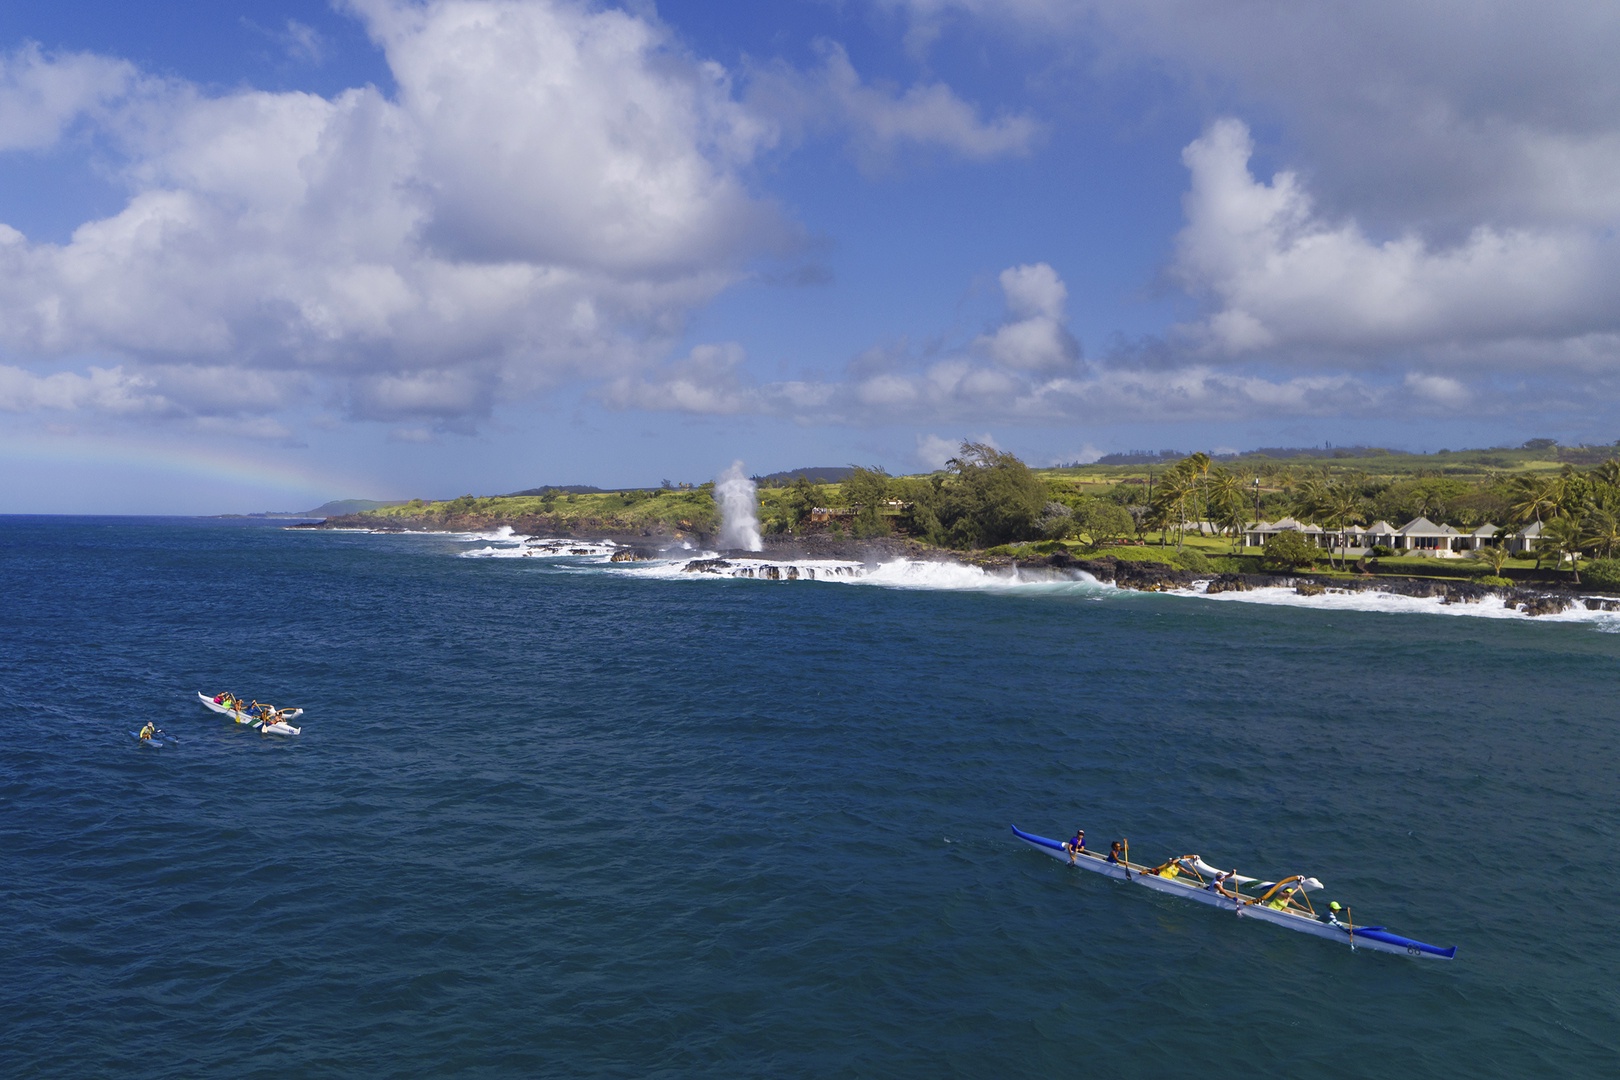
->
<box><xmin>1012</xmin><ymin>825</ymin><xmax>1456</xmax><ymax>960</ymax></box>
<box><xmin>197</xmin><ymin>692</ymin><xmax>302</xmax><ymax>736</ymax></box>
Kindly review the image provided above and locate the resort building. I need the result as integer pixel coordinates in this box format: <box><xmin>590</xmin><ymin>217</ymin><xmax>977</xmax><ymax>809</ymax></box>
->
<box><xmin>1243</xmin><ymin>515</ymin><xmax>1525</xmax><ymax>557</ymax></box>
<box><xmin>1394</xmin><ymin>517</ymin><xmax>1463</xmax><ymax>554</ymax></box>
<box><xmin>1509</xmin><ymin>521</ymin><xmax>1542</xmax><ymax>554</ymax></box>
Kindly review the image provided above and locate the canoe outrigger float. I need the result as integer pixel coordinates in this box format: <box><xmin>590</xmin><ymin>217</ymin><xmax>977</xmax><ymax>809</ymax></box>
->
<box><xmin>197</xmin><ymin>691</ymin><xmax>302</xmax><ymax>736</ymax></box>
<box><xmin>1012</xmin><ymin>825</ymin><xmax>1456</xmax><ymax>960</ymax></box>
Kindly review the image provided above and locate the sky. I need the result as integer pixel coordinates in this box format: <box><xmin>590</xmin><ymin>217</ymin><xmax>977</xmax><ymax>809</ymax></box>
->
<box><xmin>4</xmin><ymin>1</ymin><xmax>1620</xmax><ymax>512</ymax></box>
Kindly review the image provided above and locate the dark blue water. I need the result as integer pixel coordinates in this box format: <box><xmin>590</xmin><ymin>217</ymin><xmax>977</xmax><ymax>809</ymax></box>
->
<box><xmin>2</xmin><ymin>517</ymin><xmax>1617</xmax><ymax>1077</ymax></box>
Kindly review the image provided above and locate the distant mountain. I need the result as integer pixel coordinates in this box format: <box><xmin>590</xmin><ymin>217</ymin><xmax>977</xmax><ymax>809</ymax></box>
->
<box><xmin>227</xmin><ymin>499</ymin><xmax>404</xmax><ymax>519</ymax></box>
<box><xmin>754</xmin><ymin>466</ymin><xmax>856</xmax><ymax>485</ymax></box>
<box><xmin>502</xmin><ymin>484</ymin><xmax>615</xmax><ymax>496</ymax></box>
<box><xmin>300</xmin><ymin>499</ymin><xmax>404</xmax><ymax>517</ymax></box>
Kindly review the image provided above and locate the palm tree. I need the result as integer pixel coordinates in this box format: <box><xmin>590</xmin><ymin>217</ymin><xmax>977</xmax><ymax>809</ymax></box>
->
<box><xmin>1206</xmin><ymin>467</ymin><xmax>1250</xmax><ymax>552</ymax></box>
<box><xmin>1184</xmin><ymin>451</ymin><xmax>1212</xmax><ymax>532</ymax></box>
<box><xmin>1471</xmin><ymin>544</ymin><xmax>1510</xmax><ymax>576</ymax></box>
<box><xmin>1291</xmin><ymin>474</ymin><xmax>1333</xmax><ymax>523</ymax></box>
<box><xmin>1320</xmin><ymin>484</ymin><xmax>1367</xmax><ymax>568</ymax></box>
<box><xmin>1581</xmin><ymin>508</ymin><xmax>1620</xmax><ymax>559</ymax></box>
<box><xmin>1542</xmin><ymin>515</ymin><xmax>1584</xmax><ymax>582</ymax></box>
<box><xmin>1509</xmin><ymin>475</ymin><xmax>1562</xmax><ymax>526</ymax></box>
<box><xmin>1142</xmin><ymin>499</ymin><xmax>1175</xmax><ymax>546</ymax></box>
<box><xmin>1152</xmin><ymin>466</ymin><xmax>1195</xmax><ymax>548</ymax></box>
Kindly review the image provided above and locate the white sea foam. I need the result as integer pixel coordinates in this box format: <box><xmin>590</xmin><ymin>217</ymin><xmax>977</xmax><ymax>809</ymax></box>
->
<box><xmin>1169</xmin><ymin>579</ymin><xmax>1620</xmax><ymax>627</ymax></box>
<box><xmin>460</xmin><ymin>536</ymin><xmax>618</xmax><ymax>559</ymax></box>
<box><xmin>387</xmin><ymin>529</ymin><xmax>1620</xmax><ymax>629</ymax></box>
<box><xmin>613</xmin><ymin>555</ymin><xmax>1111</xmax><ymax>593</ymax></box>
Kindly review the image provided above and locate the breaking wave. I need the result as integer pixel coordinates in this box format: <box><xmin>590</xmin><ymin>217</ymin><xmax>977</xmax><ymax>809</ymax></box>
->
<box><xmin>1171</xmin><ymin>579</ymin><xmax>1620</xmax><ymax>626</ymax></box>
<box><xmin>429</xmin><ymin>531</ymin><xmax>1620</xmax><ymax>627</ymax></box>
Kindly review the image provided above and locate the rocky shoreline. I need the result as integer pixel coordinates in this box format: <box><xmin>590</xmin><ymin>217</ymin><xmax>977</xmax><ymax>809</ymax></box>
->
<box><xmin>1011</xmin><ymin>551</ymin><xmax>1617</xmax><ymax>616</ymax></box>
<box><xmin>308</xmin><ymin>515</ymin><xmax>1615</xmax><ymax>615</ymax></box>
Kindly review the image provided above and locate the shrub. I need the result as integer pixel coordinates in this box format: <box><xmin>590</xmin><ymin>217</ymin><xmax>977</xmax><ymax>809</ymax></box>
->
<box><xmin>1477</xmin><ymin>575</ymin><xmax>1513</xmax><ymax>587</ymax></box>
<box><xmin>1583</xmin><ymin>558</ymin><xmax>1620</xmax><ymax>589</ymax></box>
<box><xmin>1371</xmin><ymin>544</ymin><xmax>1395</xmax><ymax>557</ymax></box>
<box><xmin>1176</xmin><ymin>549</ymin><xmax>1213</xmax><ymax>574</ymax></box>
<box><xmin>1263</xmin><ymin>530</ymin><xmax>1318</xmax><ymax>571</ymax></box>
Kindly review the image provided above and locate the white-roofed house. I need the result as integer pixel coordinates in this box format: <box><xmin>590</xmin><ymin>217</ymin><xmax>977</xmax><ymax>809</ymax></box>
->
<box><xmin>1509</xmin><ymin>520</ymin><xmax>1542</xmax><ymax>554</ymax></box>
<box><xmin>1245</xmin><ymin>516</ymin><xmax>1337</xmax><ymax>550</ymax></box>
<box><xmin>1464</xmin><ymin>524</ymin><xmax>1501</xmax><ymax>551</ymax></box>
<box><xmin>1364</xmin><ymin>520</ymin><xmax>1399</xmax><ymax>549</ymax></box>
<box><xmin>1395</xmin><ymin>517</ymin><xmax>1464</xmax><ymax>556</ymax></box>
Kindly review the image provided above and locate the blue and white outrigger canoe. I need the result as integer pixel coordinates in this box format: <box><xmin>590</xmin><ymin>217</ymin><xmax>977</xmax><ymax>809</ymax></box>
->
<box><xmin>1012</xmin><ymin>825</ymin><xmax>1456</xmax><ymax>960</ymax></box>
<box><xmin>197</xmin><ymin>692</ymin><xmax>302</xmax><ymax>736</ymax></box>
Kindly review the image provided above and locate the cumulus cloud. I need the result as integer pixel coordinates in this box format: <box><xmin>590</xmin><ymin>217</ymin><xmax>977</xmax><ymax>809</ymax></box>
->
<box><xmin>881</xmin><ymin>1</ymin><xmax>1620</xmax><ymax>232</ymax></box>
<box><xmin>1172</xmin><ymin>119</ymin><xmax>1619</xmax><ymax>356</ymax></box>
<box><xmin>601</xmin><ymin>260</ymin><xmax>1472</xmax><ymax>427</ymax></box>
<box><xmin>0</xmin><ymin>0</ymin><xmax>786</xmax><ymax>427</ymax></box>
<box><xmin>0</xmin><ymin>364</ymin><xmax>164</xmax><ymax>413</ymax></box>
<box><xmin>0</xmin><ymin>42</ymin><xmax>136</xmax><ymax>151</ymax></box>
<box><xmin>602</xmin><ymin>342</ymin><xmax>835</xmax><ymax>416</ymax></box>
<box><xmin>747</xmin><ymin>40</ymin><xmax>1038</xmax><ymax>169</ymax></box>
<box><xmin>974</xmin><ymin>262</ymin><xmax>1079</xmax><ymax>371</ymax></box>
<box><xmin>914</xmin><ymin>433</ymin><xmax>960</xmax><ymax>469</ymax></box>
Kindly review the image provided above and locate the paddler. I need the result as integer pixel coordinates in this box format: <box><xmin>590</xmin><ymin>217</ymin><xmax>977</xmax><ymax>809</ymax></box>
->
<box><xmin>1207</xmin><ymin>870</ymin><xmax>1238</xmax><ymax>898</ymax></box>
<box><xmin>1265</xmin><ymin>887</ymin><xmax>1298</xmax><ymax>911</ymax></box>
<box><xmin>138</xmin><ymin>722</ymin><xmax>155</xmax><ymax>741</ymax></box>
<box><xmin>1107</xmin><ymin>841</ymin><xmax>1125</xmax><ymax>865</ymax></box>
<box><xmin>1065</xmin><ymin>829</ymin><xmax>1086</xmax><ymax>863</ymax></box>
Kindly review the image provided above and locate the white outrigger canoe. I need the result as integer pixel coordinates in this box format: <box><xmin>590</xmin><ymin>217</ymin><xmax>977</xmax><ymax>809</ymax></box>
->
<box><xmin>1012</xmin><ymin>825</ymin><xmax>1456</xmax><ymax>960</ymax></box>
<box><xmin>197</xmin><ymin>692</ymin><xmax>302</xmax><ymax>736</ymax></box>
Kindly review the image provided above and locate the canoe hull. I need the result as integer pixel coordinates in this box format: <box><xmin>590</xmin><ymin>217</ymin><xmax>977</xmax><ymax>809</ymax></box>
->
<box><xmin>1011</xmin><ymin>825</ymin><xmax>1455</xmax><ymax>961</ymax></box>
<box><xmin>197</xmin><ymin>692</ymin><xmax>303</xmax><ymax>735</ymax></box>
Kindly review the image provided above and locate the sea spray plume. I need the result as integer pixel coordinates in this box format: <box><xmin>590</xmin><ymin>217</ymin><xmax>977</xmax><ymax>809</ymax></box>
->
<box><xmin>715</xmin><ymin>461</ymin><xmax>763</xmax><ymax>551</ymax></box>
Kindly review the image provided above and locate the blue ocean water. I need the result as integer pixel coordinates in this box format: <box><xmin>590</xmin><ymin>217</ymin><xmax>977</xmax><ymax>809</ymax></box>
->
<box><xmin>2</xmin><ymin>516</ymin><xmax>1617</xmax><ymax>1077</ymax></box>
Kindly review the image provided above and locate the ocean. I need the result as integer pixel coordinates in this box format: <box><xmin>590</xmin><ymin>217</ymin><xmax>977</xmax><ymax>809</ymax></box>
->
<box><xmin>2</xmin><ymin>516</ymin><xmax>1617</xmax><ymax>1077</ymax></box>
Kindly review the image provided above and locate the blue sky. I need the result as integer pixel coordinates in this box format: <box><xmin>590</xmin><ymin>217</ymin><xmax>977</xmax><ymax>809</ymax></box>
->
<box><xmin>4</xmin><ymin>1</ymin><xmax>1620</xmax><ymax>512</ymax></box>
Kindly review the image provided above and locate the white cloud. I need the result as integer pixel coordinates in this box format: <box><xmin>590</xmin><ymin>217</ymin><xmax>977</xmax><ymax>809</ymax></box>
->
<box><xmin>281</xmin><ymin>21</ymin><xmax>327</xmax><ymax>64</ymax></box>
<box><xmin>914</xmin><ymin>431</ymin><xmax>999</xmax><ymax>469</ymax></box>
<box><xmin>0</xmin><ymin>42</ymin><xmax>135</xmax><ymax>151</ymax></box>
<box><xmin>601</xmin><ymin>342</ymin><xmax>757</xmax><ymax>415</ymax></box>
<box><xmin>1172</xmin><ymin>119</ymin><xmax>1617</xmax><ymax>356</ymax></box>
<box><xmin>881</xmin><ymin>1</ymin><xmax>1620</xmax><ymax>231</ymax></box>
<box><xmin>974</xmin><ymin>262</ymin><xmax>1079</xmax><ymax>372</ymax></box>
<box><xmin>1403</xmin><ymin>372</ymin><xmax>1470</xmax><ymax>408</ymax></box>
<box><xmin>602</xmin><ymin>342</ymin><xmax>838</xmax><ymax>416</ymax></box>
<box><xmin>914</xmin><ymin>433</ymin><xmax>958</xmax><ymax>469</ymax></box>
<box><xmin>747</xmin><ymin>40</ymin><xmax>1038</xmax><ymax>168</ymax></box>
<box><xmin>0</xmin><ymin>364</ymin><xmax>164</xmax><ymax>413</ymax></box>
<box><xmin>0</xmin><ymin>0</ymin><xmax>785</xmax><ymax>426</ymax></box>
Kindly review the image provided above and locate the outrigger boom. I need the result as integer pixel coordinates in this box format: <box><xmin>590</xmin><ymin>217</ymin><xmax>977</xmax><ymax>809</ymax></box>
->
<box><xmin>1011</xmin><ymin>825</ymin><xmax>1456</xmax><ymax>960</ymax></box>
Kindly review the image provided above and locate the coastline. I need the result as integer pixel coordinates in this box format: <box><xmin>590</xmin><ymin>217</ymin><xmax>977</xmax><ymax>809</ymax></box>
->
<box><xmin>308</xmin><ymin>514</ymin><xmax>1615</xmax><ymax>616</ymax></box>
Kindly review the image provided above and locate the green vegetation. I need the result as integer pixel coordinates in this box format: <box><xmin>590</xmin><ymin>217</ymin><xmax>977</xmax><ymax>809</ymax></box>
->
<box><xmin>1263</xmin><ymin>530</ymin><xmax>1318</xmax><ymax>571</ymax></box>
<box><xmin>338</xmin><ymin>437</ymin><xmax>1620</xmax><ymax>588</ymax></box>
